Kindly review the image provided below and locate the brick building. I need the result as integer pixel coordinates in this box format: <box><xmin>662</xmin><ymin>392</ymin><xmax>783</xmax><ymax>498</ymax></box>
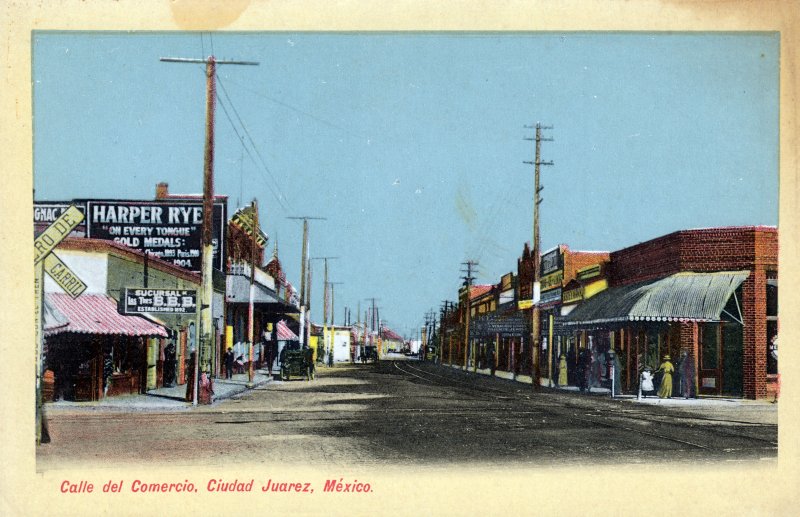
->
<box><xmin>565</xmin><ymin>226</ymin><xmax>778</xmax><ymax>399</ymax></box>
<box><xmin>517</xmin><ymin>243</ymin><xmax>610</xmax><ymax>384</ymax></box>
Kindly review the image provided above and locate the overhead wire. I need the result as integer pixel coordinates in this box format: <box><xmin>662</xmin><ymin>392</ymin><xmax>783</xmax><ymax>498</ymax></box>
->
<box><xmin>216</xmin><ymin>73</ymin><xmax>293</xmax><ymax>213</ymax></box>
<box><xmin>215</xmin><ymin>89</ymin><xmax>292</xmax><ymax>214</ymax></box>
<box><xmin>221</xmin><ymin>77</ymin><xmax>367</xmax><ymax>140</ymax></box>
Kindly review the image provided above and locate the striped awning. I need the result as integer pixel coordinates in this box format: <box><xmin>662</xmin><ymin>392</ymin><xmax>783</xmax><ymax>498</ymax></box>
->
<box><xmin>44</xmin><ymin>293</ymin><xmax>168</xmax><ymax>337</ymax></box>
<box><xmin>276</xmin><ymin>320</ymin><xmax>298</xmax><ymax>341</ymax></box>
<box><xmin>563</xmin><ymin>271</ymin><xmax>749</xmax><ymax>326</ymax></box>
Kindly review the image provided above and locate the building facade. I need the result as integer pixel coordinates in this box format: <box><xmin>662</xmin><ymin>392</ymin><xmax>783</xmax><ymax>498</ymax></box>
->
<box><xmin>565</xmin><ymin>226</ymin><xmax>778</xmax><ymax>399</ymax></box>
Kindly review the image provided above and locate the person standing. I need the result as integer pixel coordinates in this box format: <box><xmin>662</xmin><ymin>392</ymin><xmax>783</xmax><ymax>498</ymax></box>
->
<box><xmin>185</xmin><ymin>351</ymin><xmax>196</xmax><ymax>402</ymax></box>
<box><xmin>224</xmin><ymin>347</ymin><xmax>234</xmax><ymax>379</ymax></box>
<box><xmin>558</xmin><ymin>354</ymin><xmax>568</xmax><ymax>387</ymax></box>
<box><xmin>640</xmin><ymin>367</ymin><xmax>655</xmax><ymax>398</ymax></box>
<box><xmin>607</xmin><ymin>349</ymin><xmax>622</xmax><ymax>396</ymax></box>
<box><xmin>577</xmin><ymin>348</ymin><xmax>591</xmax><ymax>393</ymax></box>
<box><xmin>678</xmin><ymin>351</ymin><xmax>696</xmax><ymax>399</ymax></box>
<box><xmin>656</xmin><ymin>355</ymin><xmax>675</xmax><ymax>399</ymax></box>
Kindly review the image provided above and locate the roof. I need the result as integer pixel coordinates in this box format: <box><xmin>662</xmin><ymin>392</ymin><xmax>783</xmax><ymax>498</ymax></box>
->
<box><xmin>470</xmin><ymin>284</ymin><xmax>493</xmax><ymax>300</ymax></box>
<box><xmin>226</xmin><ymin>274</ymin><xmax>298</xmax><ymax>313</ymax></box>
<box><xmin>276</xmin><ymin>320</ymin><xmax>298</xmax><ymax>340</ymax></box>
<box><xmin>44</xmin><ymin>293</ymin><xmax>168</xmax><ymax>337</ymax></box>
<box><xmin>381</xmin><ymin>327</ymin><xmax>403</xmax><ymax>341</ymax></box>
<box><xmin>564</xmin><ymin>271</ymin><xmax>750</xmax><ymax>325</ymax></box>
<box><xmin>57</xmin><ymin>237</ymin><xmax>201</xmax><ymax>284</ymax></box>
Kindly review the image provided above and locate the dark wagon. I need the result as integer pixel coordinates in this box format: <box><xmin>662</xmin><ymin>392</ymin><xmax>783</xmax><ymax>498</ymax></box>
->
<box><xmin>280</xmin><ymin>350</ymin><xmax>314</xmax><ymax>381</ymax></box>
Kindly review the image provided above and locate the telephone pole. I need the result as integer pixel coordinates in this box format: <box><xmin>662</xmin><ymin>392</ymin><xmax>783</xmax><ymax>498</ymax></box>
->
<box><xmin>524</xmin><ymin>122</ymin><xmax>553</xmax><ymax>391</ymax></box>
<box><xmin>311</xmin><ymin>256</ymin><xmax>338</xmax><ymax>364</ymax></box>
<box><xmin>288</xmin><ymin>216</ymin><xmax>326</xmax><ymax>349</ymax></box>
<box><xmin>248</xmin><ymin>199</ymin><xmax>259</xmax><ymax>385</ymax></box>
<box><xmin>328</xmin><ymin>282</ymin><xmax>343</xmax><ymax>363</ymax></box>
<box><xmin>161</xmin><ymin>55</ymin><xmax>258</xmax><ymax>404</ymax></box>
<box><xmin>461</xmin><ymin>260</ymin><xmax>478</xmax><ymax>371</ymax></box>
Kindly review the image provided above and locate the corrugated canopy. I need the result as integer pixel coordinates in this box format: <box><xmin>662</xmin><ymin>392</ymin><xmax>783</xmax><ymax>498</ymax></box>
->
<box><xmin>563</xmin><ymin>271</ymin><xmax>749</xmax><ymax>325</ymax></box>
<box><xmin>44</xmin><ymin>293</ymin><xmax>168</xmax><ymax>337</ymax></box>
<box><xmin>227</xmin><ymin>274</ymin><xmax>298</xmax><ymax>313</ymax></box>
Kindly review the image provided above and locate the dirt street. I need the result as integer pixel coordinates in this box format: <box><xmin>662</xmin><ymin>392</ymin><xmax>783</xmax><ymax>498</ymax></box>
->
<box><xmin>37</xmin><ymin>359</ymin><xmax>778</xmax><ymax>471</ymax></box>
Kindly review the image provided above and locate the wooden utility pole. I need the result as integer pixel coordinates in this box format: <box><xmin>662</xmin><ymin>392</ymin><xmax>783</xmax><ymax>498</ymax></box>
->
<box><xmin>288</xmin><ymin>216</ymin><xmax>326</xmax><ymax>348</ymax></box>
<box><xmin>461</xmin><ymin>260</ymin><xmax>477</xmax><ymax>371</ymax></box>
<box><xmin>161</xmin><ymin>55</ymin><xmax>258</xmax><ymax>403</ymax></box>
<box><xmin>247</xmin><ymin>199</ymin><xmax>259</xmax><ymax>385</ymax></box>
<box><xmin>524</xmin><ymin>122</ymin><xmax>553</xmax><ymax>391</ymax></box>
<box><xmin>311</xmin><ymin>256</ymin><xmax>337</xmax><ymax>363</ymax></box>
<box><xmin>329</xmin><ymin>281</ymin><xmax>343</xmax><ymax>362</ymax></box>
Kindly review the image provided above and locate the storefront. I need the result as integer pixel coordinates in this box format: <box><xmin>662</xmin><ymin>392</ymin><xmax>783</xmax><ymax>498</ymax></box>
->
<box><xmin>565</xmin><ymin>271</ymin><xmax>752</xmax><ymax>397</ymax></box>
<box><xmin>44</xmin><ymin>293</ymin><xmax>167</xmax><ymax>401</ymax></box>
<box><xmin>226</xmin><ymin>261</ymin><xmax>300</xmax><ymax>372</ymax></box>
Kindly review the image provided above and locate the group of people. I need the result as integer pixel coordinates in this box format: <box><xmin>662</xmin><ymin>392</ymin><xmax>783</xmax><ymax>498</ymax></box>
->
<box><xmin>640</xmin><ymin>351</ymin><xmax>696</xmax><ymax>399</ymax></box>
<box><xmin>557</xmin><ymin>347</ymin><xmax>697</xmax><ymax>399</ymax></box>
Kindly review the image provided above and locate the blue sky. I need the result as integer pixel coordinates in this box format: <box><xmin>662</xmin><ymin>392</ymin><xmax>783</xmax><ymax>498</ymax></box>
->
<box><xmin>33</xmin><ymin>32</ymin><xmax>779</xmax><ymax>337</ymax></box>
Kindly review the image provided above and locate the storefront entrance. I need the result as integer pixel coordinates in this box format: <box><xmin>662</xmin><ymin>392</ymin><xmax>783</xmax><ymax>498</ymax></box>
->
<box><xmin>699</xmin><ymin>322</ymin><xmax>743</xmax><ymax>396</ymax></box>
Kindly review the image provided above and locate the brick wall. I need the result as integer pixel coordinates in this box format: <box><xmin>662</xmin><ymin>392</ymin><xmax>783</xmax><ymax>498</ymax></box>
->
<box><xmin>610</xmin><ymin>226</ymin><xmax>777</xmax><ymax>286</ymax></box>
<box><xmin>609</xmin><ymin>226</ymin><xmax>777</xmax><ymax>399</ymax></box>
<box><xmin>563</xmin><ymin>249</ymin><xmax>610</xmax><ymax>283</ymax></box>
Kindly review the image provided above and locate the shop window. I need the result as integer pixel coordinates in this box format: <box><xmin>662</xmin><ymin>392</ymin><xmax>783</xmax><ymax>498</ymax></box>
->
<box><xmin>766</xmin><ymin>281</ymin><xmax>778</xmax><ymax>318</ymax></box>
<box><xmin>645</xmin><ymin>331</ymin><xmax>660</xmax><ymax>370</ymax></box>
<box><xmin>701</xmin><ymin>324</ymin><xmax>718</xmax><ymax>370</ymax></box>
<box><xmin>113</xmin><ymin>342</ymin><xmax>129</xmax><ymax>373</ymax></box>
<box><xmin>767</xmin><ymin>278</ymin><xmax>778</xmax><ymax>375</ymax></box>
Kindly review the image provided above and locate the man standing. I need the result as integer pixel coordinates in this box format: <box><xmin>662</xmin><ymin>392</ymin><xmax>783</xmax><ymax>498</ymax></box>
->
<box><xmin>224</xmin><ymin>347</ymin><xmax>235</xmax><ymax>379</ymax></box>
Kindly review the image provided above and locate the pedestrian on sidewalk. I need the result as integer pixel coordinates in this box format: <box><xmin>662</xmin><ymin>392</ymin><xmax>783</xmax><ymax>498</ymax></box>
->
<box><xmin>656</xmin><ymin>355</ymin><xmax>675</xmax><ymax>399</ymax></box>
<box><xmin>558</xmin><ymin>354</ymin><xmax>568</xmax><ymax>387</ymax></box>
<box><xmin>224</xmin><ymin>347</ymin><xmax>234</xmax><ymax>379</ymax></box>
<box><xmin>185</xmin><ymin>351</ymin><xmax>196</xmax><ymax>402</ymax></box>
<box><xmin>640</xmin><ymin>367</ymin><xmax>655</xmax><ymax>398</ymax></box>
<box><xmin>577</xmin><ymin>348</ymin><xmax>591</xmax><ymax>393</ymax></box>
<box><xmin>607</xmin><ymin>349</ymin><xmax>622</xmax><ymax>396</ymax></box>
<box><xmin>678</xmin><ymin>350</ymin><xmax>696</xmax><ymax>399</ymax></box>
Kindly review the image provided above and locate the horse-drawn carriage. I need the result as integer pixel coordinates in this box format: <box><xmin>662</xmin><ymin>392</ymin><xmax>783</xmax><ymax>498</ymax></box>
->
<box><xmin>280</xmin><ymin>349</ymin><xmax>315</xmax><ymax>381</ymax></box>
<box><xmin>359</xmin><ymin>345</ymin><xmax>378</xmax><ymax>364</ymax></box>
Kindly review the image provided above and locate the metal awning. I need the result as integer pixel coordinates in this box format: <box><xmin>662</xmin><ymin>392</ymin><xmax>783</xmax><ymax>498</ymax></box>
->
<box><xmin>44</xmin><ymin>293</ymin><xmax>168</xmax><ymax>337</ymax></box>
<box><xmin>563</xmin><ymin>271</ymin><xmax>749</xmax><ymax>326</ymax></box>
<box><xmin>226</xmin><ymin>274</ymin><xmax>299</xmax><ymax>312</ymax></box>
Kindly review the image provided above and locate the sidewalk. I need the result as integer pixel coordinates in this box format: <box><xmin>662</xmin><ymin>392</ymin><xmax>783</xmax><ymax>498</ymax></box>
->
<box><xmin>45</xmin><ymin>369</ymin><xmax>274</xmax><ymax>412</ymax></box>
<box><xmin>440</xmin><ymin>362</ymin><xmax>777</xmax><ymax>423</ymax></box>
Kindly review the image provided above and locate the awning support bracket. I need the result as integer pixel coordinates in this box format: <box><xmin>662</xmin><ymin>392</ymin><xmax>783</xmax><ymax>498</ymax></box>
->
<box><xmin>720</xmin><ymin>285</ymin><xmax>745</xmax><ymax>326</ymax></box>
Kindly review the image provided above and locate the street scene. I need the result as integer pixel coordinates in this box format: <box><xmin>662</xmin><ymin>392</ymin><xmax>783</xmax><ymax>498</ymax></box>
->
<box><xmin>38</xmin><ymin>356</ymin><xmax>777</xmax><ymax>470</ymax></box>
<box><xmin>31</xmin><ymin>31</ymin><xmax>780</xmax><ymax>474</ymax></box>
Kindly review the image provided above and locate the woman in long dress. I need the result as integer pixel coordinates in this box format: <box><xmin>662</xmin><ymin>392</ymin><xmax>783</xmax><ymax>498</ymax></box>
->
<box><xmin>558</xmin><ymin>355</ymin><xmax>568</xmax><ymax>386</ymax></box>
<box><xmin>657</xmin><ymin>355</ymin><xmax>675</xmax><ymax>399</ymax></box>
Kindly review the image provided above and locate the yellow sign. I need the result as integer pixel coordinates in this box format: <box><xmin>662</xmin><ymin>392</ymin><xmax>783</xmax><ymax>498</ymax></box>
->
<box><xmin>584</xmin><ymin>278</ymin><xmax>609</xmax><ymax>299</ymax></box>
<box><xmin>562</xmin><ymin>286</ymin><xmax>584</xmax><ymax>304</ymax></box>
<box><xmin>540</xmin><ymin>270</ymin><xmax>563</xmax><ymax>291</ymax></box>
<box><xmin>577</xmin><ymin>263</ymin><xmax>603</xmax><ymax>280</ymax></box>
<box><xmin>518</xmin><ymin>299</ymin><xmax>534</xmax><ymax>310</ymax></box>
<box><xmin>34</xmin><ymin>205</ymin><xmax>84</xmax><ymax>264</ymax></box>
<box><xmin>43</xmin><ymin>253</ymin><xmax>87</xmax><ymax>298</ymax></box>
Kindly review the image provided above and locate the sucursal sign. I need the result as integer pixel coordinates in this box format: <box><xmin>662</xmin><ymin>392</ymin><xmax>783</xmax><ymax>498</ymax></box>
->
<box><xmin>122</xmin><ymin>288</ymin><xmax>198</xmax><ymax>314</ymax></box>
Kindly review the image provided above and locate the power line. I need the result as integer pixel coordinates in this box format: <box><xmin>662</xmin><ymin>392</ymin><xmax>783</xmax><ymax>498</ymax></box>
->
<box><xmin>215</xmin><ymin>93</ymin><xmax>291</xmax><ymax>214</ymax></box>
<box><xmin>216</xmin><ymin>74</ymin><xmax>293</xmax><ymax>213</ymax></box>
<box><xmin>222</xmin><ymin>77</ymin><xmax>367</xmax><ymax>140</ymax></box>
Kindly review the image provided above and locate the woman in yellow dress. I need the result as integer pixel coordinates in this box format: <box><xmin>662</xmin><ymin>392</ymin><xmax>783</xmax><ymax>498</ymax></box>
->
<box><xmin>657</xmin><ymin>355</ymin><xmax>675</xmax><ymax>398</ymax></box>
<box><xmin>558</xmin><ymin>355</ymin><xmax>568</xmax><ymax>386</ymax></box>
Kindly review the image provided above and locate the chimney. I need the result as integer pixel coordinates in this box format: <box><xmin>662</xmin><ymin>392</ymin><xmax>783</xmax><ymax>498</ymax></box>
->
<box><xmin>155</xmin><ymin>182</ymin><xmax>169</xmax><ymax>200</ymax></box>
